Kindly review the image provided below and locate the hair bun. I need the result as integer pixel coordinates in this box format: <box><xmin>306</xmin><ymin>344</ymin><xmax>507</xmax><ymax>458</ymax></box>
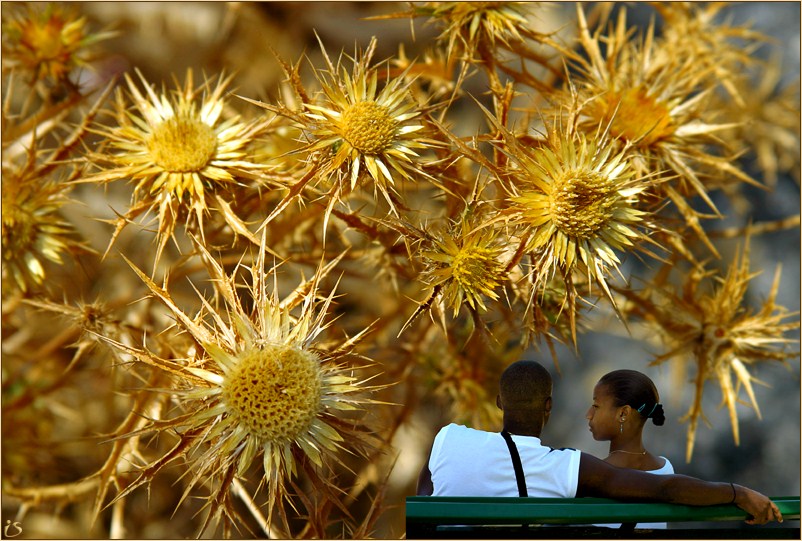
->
<box><xmin>650</xmin><ymin>403</ymin><xmax>665</xmax><ymax>426</ymax></box>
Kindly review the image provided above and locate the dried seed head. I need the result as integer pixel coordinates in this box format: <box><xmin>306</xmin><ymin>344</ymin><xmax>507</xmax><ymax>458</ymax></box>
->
<box><xmin>419</xmin><ymin>218</ymin><xmax>506</xmax><ymax>318</ymax></box>
<box><xmin>422</xmin><ymin>1</ymin><xmax>532</xmax><ymax>59</ymax></box>
<box><xmin>103</xmin><ymin>241</ymin><xmax>387</xmax><ymax>535</ymax></box>
<box><xmin>499</xmin><ymin>122</ymin><xmax>655</xmax><ymax>332</ymax></box>
<box><xmin>2</xmin><ymin>3</ymin><xmax>110</xmax><ymax>84</ymax></box>
<box><xmin>449</xmin><ymin>244</ymin><xmax>502</xmax><ymax>291</ymax></box>
<box><xmin>594</xmin><ymin>87</ymin><xmax>675</xmax><ymax>147</ymax></box>
<box><xmin>147</xmin><ymin>115</ymin><xmax>218</xmax><ymax>173</ymax></box>
<box><xmin>1</xmin><ymin>181</ymin><xmax>77</xmax><ymax>292</ymax></box>
<box><xmin>549</xmin><ymin>171</ymin><xmax>618</xmax><ymax>238</ymax></box>
<box><xmin>222</xmin><ymin>345</ymin><xmax>322</xmax><ymax>442</ymax></box>
<box><xmin>290</xmin><ymin>35</ymin><xmax>431</xmax><ymax>212</ymax></box>
<box><xmin>83</xmin><ymin>69</ymin><xmax>269</xmax><ymax>264</ymax></box>
<box><xmin>340</xmin><ymin>101</ymin><xmax>398</xmax><ymax>155</ymax></box>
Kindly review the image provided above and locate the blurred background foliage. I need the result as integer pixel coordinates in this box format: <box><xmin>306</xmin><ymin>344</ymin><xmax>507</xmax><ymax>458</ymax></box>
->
<box><xmin>1</xmin><ymin>2</ymin><xmax>799</xmax><ymax>538</ymax></box>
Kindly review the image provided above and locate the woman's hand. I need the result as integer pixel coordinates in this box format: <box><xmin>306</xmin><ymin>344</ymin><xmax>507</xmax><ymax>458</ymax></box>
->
<box><xmin>734</xmin><ymin>484</ymin><xmax>783</xmax><ymax>525</ymax></box>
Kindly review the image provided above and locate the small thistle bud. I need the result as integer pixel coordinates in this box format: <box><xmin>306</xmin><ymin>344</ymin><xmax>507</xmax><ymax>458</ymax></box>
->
<box><xmin>420</xmin><ymin>218</ymin><xmax>507</xmax><ymax>317</ymax></box>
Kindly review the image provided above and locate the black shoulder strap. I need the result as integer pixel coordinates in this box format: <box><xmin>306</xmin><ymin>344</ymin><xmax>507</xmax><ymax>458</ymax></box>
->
<box><xmin>500</xmin><ymin>430</ymin><xmax>528</xmax><ymax>497</ymax></box>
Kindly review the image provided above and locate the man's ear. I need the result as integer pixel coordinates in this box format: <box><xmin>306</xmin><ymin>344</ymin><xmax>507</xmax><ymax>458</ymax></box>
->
<box><xmin>496</xmin><ymin>394</ymin><xmax>503</xmax><ymax>410</ymax></box>
<box><xmin>543</xmin><ymin>396</ymin><xmax>553</xmax><ymax>427</ymax></box>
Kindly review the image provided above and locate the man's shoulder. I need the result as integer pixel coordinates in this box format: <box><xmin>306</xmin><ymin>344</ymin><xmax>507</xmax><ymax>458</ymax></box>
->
<box><xmin>436</xmin><ymin>423</ymin><xmax>495</xmax><ymax>443</ymax></box>
<box><xmin>438</xmin><ymin>423</ymin><xmax>488</xmax><ymax>436</ymax></box>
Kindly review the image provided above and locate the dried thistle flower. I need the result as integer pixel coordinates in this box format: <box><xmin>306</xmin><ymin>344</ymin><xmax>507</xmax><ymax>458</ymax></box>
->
<box><xmin>497</xmin><ymin>118</ymin><xmax>654</xmax><ymax>326</ymax></box>
<box><xmin>621</xmin><ymin>237</ymin><xmax>799</xmax><ymax>462</ymax></box>
<box><xmin>374</xmin><ymin>1</ymin><xmax>567</xmax><ymax>92</ymax></box>
<box><xmin>1</xmin><ymin>76</ymin><xmax>110</xmax><ymax>294</ymax></box>
<box><xmin>415</xmin><ymin>2</ymin><xmax>533</xmax><ymax>60</ymax></box>
<box><xmin>98</xmin><ymin>238</ymin><xmax>385</xmax><ymax>535</ymax></box>
<box><xmin>84</xmin><ymin>69</ymin><xmax>270</xmax><ymax>263</ymax></box>
<box><xmin>246</xmin><ymin>37</ymin><xmax>435</xmax><ymax>226</ymax></box>
<box><xmin>569</xmin><ymin>6</ymin><xmax>760</xmax><ymax>255</ymax></box>
<box><xmin>1</xmin><ymin>3</ymin><xmax>112</xmax><ymax>86</ymax></box>
<box><xmin>1</xmin><ymin>176</ymin><xmax>78</xmax><ymax>293</ymax></box>
<box><xmin>304</xmin><ymin>43</ymin><xmax>427</xmax><ymax>191</ymax></box>
<box><xmin>419</xmin><ymin>209</ymin><xmax>508</xmax><ymax>318</ymax></box>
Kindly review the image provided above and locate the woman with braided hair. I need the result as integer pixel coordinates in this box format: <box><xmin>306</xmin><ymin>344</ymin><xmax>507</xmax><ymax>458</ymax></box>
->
<box><xmin>586</xmin><ymin>369</ymin><xmax>673</xmax><ymax>529</ymax></box>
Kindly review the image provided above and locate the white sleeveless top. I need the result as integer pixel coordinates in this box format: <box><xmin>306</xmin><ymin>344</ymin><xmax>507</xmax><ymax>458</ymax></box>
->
<box><xmin>429</xmin><ymin>423</ymin><xmax>582</xmax><ymax>497</ymax></box>
<box><xmin>596</xmin><ymin>457</ymin><xmax>675</xmax><ymax>530</ymax></box>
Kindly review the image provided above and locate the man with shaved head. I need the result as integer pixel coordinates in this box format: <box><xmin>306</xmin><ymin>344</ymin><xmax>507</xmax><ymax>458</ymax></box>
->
<box><xmin>417</xmin><ymin>360</ymin><xmax>782</xmax><ymax>525</ymax></box>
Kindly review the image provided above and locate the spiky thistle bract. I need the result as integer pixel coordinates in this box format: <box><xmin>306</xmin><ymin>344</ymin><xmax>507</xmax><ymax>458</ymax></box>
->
<box><xmin>620</xmin><ymin>237</ymin><xmax>799</xmax><ymax>462</ymax></box>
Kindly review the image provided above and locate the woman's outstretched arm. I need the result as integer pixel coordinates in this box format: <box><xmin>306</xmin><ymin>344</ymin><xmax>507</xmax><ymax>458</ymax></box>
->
<box><xmin>577</xmin><ymin>452</ymin><xmax>783</xmax><ymax>525</ymax></box>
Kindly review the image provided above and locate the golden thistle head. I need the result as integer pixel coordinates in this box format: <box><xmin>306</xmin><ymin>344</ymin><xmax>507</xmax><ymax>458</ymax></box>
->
<box><xmin>420</xmin><ymin>214</ymin><xmax>508</xmax><ymax>317</ymax></box>
<box><xmin>501</xmin><ymin>122</ymin><xmax>651</xmax><ymax>302</ymax></box>
<box><xmin>1</xmin><ymin>178</ymin><xmax>77</xmax><ymax>293</ymax></box>
<box><xmin>302</xmin><ymin>37</ymin><xmax>430</xmax><ymax>197</ymax></box>
<box><xmin>84</xmin><ymin>68</ymin><xmax>269</xmax><ymax>263</ymax></box>
<box><xmin>100</xmin><ymin>238</ymin><xmax>385</xmax><ymax>535</ymax></box>
<box><xmin>1</xmin><ymin>3</ymin><xmax>111</xmax><ymax>84</ymax></box>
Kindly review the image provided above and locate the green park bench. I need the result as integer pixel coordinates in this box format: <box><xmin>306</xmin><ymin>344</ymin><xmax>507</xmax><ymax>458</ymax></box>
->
<box><xmin>406</xmin><ymin>496</ymin><xmax>801</xmax><ymax>539</ymax></box>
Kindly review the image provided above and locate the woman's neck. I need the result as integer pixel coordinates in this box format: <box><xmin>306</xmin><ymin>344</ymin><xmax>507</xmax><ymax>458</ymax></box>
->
<box><xmin>609</xmin><ymin>432</ymin><xmax>645</xmax><ymax>454</ymax></box>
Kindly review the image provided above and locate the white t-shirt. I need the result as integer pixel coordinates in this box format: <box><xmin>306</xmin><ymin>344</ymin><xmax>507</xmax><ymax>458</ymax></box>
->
<box><xmin>596</xmin><ymin>457</ymin><xmax>675</xmax><ymax>530</ymax></box>
<box><xmin>429</xmin><ymin>423</ymin><xmax>582</xmax><ymax>497</ymax></box>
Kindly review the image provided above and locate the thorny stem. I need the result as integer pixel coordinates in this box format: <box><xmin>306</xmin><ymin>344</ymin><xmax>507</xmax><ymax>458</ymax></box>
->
<box><xmin>707</xmin><ymin>215</ymin><xmax>801</xmax><ymax>239</ymax></box>
<box><xmin>232</xmin><ymin>478</ymin><xmax>283</xmax><ymax>539</ymax></box>
<box><xmin>110</xmin><ymin>496</ymin><xmax>126</xmax><ymax>539</ymax></box>
<box><xmin>4</xmin><ymin>477</ymin><xmax>100</xmax><ymax>506</ymax></box>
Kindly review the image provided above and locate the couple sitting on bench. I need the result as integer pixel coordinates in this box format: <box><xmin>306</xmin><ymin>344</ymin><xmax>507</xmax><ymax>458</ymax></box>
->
<box><xmin>415</xmin><ymin>360</ymin><xmax>783</xmax><ymax>526</ymax></box>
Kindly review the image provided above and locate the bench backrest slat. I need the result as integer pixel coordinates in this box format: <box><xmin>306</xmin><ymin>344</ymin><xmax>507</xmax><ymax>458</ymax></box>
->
<box><xmin>406</xmin><ymin>496</ymin><xmax>801</xmax><ymax>525</ymax></box>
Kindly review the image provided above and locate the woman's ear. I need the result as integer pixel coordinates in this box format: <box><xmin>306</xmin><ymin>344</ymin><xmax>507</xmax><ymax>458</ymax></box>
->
<box><xmin>618</xmin><ymin>404</ymin><xmax>631</xmax><ymax>421</ymax></box>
